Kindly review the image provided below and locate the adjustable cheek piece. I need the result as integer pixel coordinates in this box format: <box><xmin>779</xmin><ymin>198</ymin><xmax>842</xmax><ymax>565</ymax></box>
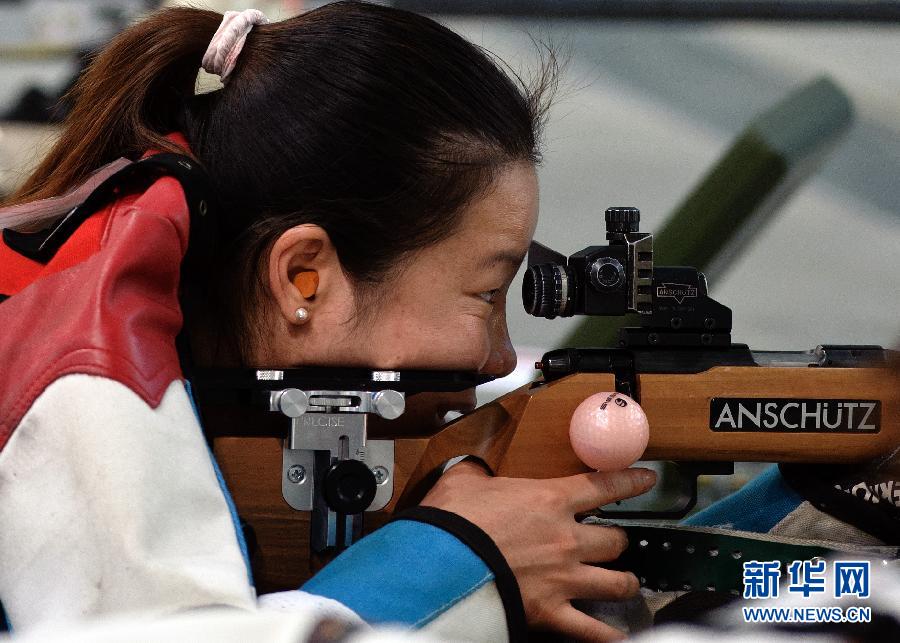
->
<box><xmin>275</xmin><ymin>382</ymin><xmax>403</xmax><ymax>553</ymax></box>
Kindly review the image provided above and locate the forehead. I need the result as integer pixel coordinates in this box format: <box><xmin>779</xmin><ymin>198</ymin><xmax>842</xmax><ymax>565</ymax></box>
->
<box><xmin>379</xmin><ymin>163</ymin><xmax>538</xmax><ymax>304</ymax></box>
<box><xmin>454</xmin><ymin>162</ymin><xmax>539</xmax><ymax>250</ymax></box>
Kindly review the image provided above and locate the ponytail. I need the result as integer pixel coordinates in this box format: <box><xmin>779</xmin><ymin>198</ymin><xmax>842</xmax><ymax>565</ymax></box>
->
<box><xmin>9</xmin><ymin>8</ymin><xmax>220</xmax><ymax>206</ymax></box>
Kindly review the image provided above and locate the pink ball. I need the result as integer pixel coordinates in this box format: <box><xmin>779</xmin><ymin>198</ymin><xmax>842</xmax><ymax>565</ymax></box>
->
<box><xmin>569</xmin><ymin>392</ymin><xmax>650</xmax><ymax>471</ymax></box>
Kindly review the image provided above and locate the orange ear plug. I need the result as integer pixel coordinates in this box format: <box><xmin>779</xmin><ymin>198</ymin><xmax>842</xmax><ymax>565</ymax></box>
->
<box><xmin>292</xmin><ymin>270</ymin><xmax>319</xmax><ymax>299</ymax></box>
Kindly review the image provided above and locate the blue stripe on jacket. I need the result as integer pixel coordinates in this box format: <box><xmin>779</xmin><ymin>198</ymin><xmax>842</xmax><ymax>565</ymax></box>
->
<box><xmin>302</xmin><ymin>519</ymin><xmax>493</xmax><ymax>626</ymax></box>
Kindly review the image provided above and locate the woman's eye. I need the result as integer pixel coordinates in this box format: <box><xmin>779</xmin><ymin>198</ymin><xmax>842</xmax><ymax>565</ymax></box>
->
<box><xmin>479</xmin><ymin>289</ymin><xmax>500</xmax><ymax>304</ymax></box>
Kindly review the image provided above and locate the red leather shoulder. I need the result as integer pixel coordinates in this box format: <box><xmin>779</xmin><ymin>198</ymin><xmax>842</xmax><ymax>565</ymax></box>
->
<box><xmin>0</xmin><ymin>208</ymin><xmax>112</xmax><ymax>296</ymax></box>
<box><xmin>0</xmin><ymin>239</ymin><xmax>44</xmax><ymax>296</ymax></box>
<box><xmin>0</xmin><ymin>176</ymin><xmax>191</xmax><ymax>450</ymax></box>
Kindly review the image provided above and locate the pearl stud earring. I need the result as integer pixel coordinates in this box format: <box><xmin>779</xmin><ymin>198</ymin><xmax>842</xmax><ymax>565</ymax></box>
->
<box><xmin>295</xmin><ymin>307</ymin><xmax>310</xmax><ymax>324</ymax></box>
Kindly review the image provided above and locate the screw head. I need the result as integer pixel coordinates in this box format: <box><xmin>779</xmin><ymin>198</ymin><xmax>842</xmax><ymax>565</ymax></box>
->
<box><xmin>648</xmin><ymin>332</ymin><xmax>659</xmax><ymax>345</ymax></box>
<box><xmin>287</xmin><ymin>464</ymin><xmax>306</xmax><ymax>484</ymax></box>
<box><xmin>372</xmin><ymin>466</ymin><xmax>390</xmax><ymax>486</ymax></box>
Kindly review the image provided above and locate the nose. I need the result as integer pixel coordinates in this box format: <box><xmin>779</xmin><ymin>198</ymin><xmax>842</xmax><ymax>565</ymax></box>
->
<box><xmin>480</xmin><ymin>311</ymin><xmax>517</xmax><ymax>378</ymax></box>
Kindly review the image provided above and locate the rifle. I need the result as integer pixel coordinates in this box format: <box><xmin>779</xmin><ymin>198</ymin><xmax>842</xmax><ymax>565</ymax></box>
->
<box><xmin>196</xmin><ymin>207</ymin><xmax>898</xmax><ymax>594</ymax></box>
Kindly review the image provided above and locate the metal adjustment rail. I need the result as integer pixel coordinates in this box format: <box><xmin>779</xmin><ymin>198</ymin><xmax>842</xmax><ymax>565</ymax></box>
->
<box><xmin>274</xmin><ymin>386</ymin><xmax>403</xmax><ymax>552</ymax></box>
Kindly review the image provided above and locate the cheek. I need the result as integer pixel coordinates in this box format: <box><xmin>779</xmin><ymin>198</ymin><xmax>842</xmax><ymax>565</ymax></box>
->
<box><xmin>458</xmin><ymin>315</ymin><xmax>493</xmax><ymax>368</ymax></box>
<box><xmin>377</xmin><ymin>313</ymin><xmax>492</xmax><ymax>371</ymax></box>
<box><xmin>424</xmin><ymin>314</ymin><xmax>492</xmax><ymax>370</ymax></box>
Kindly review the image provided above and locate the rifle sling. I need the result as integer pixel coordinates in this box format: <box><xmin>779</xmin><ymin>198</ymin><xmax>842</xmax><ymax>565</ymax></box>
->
<box><xmin>603</xmin><ymin>523</ymin><xmax>895</xmax><ymax>593</ymax></box>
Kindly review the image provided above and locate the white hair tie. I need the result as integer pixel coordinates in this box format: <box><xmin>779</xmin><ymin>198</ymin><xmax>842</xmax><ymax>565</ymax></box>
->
<box><xmin>200</xmin><ymin>9</ymin><xmax>269</xmax><ymax>86</ymax></box>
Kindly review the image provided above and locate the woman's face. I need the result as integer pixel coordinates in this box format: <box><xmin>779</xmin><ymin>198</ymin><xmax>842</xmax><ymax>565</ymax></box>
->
<box><xmin>260</xmin><ymin>162</ymin><xmax>538</xmax><ymax>383</ymax></box>
<box><xmin>351</xmin><ymin>162</ymin><xmax>538</xmax><ymax>376</ymax></box>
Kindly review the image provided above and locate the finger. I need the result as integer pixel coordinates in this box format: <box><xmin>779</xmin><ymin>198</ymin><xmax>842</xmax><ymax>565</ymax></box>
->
<box><xmin>567</xmin><ymin>564</ymin><xmax>641</xmax><ymax>601</ymax></box>
<box><xmin>546</xmin><ymin>604</ymin><xmax>627</xmax><ymax>642</ymax></box>
<box><xmin>573</xmin><ymin>524</ymin><xmax>629</xmax><ymax>562</ymax></box>
<box><xmin>562</xmin><ymin>468</ymin><xmax>656</xmax><ymax>513</ymax></box>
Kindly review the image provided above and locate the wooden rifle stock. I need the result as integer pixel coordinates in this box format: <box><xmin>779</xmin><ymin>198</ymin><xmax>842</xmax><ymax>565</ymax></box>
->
<box><xmin>213</xmin><ymin>357</ymin><xmax>899</xmax><ymax>593</ymax></box>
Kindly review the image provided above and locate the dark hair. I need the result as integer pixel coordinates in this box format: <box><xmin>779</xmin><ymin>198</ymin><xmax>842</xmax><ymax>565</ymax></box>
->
<box><xmin>11</xmin><ymin>1</ymin><xmax>555</xmax><ymax>363</ymax></box>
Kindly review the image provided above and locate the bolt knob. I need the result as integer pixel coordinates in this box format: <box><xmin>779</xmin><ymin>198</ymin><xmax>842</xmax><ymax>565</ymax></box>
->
<box><xmin>323</xmin><ymin>460</ymin><xmax>377</xmax><ymax>514</ymax></box>
<box><xmin>605</xmin><ymin>207</ymin><xmax>641</xmax><ymax>234</ymax></box>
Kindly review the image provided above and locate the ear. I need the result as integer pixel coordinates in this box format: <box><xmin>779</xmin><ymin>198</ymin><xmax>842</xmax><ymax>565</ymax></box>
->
<box><xmin>267</xmin><ymin>224</ymin><xmax>348</xmax><ymax>326</ymax></box>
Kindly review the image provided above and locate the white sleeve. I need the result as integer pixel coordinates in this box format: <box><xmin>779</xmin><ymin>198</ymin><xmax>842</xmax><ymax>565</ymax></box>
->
<box><xmin>0</xmin><ymin>374</ymin><xmax>256</xmax><ymax>629</ymax></box>
<box><xmin>258</xmin><ymin>590</ymin><xmax>362</xmax><ymax>623</ymax></box>
<box><xmin>1</xmin><ymin>609</ymin><xmax>444</xmax><ymax>643</ymax></box>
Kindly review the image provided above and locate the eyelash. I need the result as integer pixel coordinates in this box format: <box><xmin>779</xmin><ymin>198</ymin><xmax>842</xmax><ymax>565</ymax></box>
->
<box><xmin>479</xmin><ymin>289</ymin><xmax>500</xmax><ymax>304</ymax></box>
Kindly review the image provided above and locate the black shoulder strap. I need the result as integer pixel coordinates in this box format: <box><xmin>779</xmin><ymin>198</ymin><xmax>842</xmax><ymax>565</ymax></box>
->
<box><xmin>2</xmin><ymin>153</ymin><xmax>216</xmax><ymax>267</ymax></box>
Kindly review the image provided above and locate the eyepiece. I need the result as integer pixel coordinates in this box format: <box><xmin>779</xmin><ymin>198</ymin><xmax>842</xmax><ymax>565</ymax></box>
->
<box><xmin>523</xmin><ymin>263</ymin><xmax>573</xmax><ymax>318</ymax></box>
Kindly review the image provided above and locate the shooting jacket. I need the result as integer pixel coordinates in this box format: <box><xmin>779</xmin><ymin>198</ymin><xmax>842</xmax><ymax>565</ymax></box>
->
<box><xmin>0</xmin><ymin>135</ymin><xmax>523</xmax><ymax>641</ymax></box>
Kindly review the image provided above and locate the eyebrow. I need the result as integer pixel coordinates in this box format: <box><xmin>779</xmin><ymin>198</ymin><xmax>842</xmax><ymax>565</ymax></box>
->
<box><xmin>477</xmin><ymin>250</ymin><xmax>528</xmax><ymax>272</ymax></box>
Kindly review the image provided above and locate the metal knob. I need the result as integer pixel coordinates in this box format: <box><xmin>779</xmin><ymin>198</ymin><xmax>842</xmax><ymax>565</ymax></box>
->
<box><xmin>589</xmin><ymin>257</ymin><xmax>626</xmax><ymax>292</ymax></box>
<box><xmin>372</xmin><ymin>390</ymin><xmax>405</xmax><ymax>420</ymax></box>
<box><xmin>605</xmin><ymin>207</ymin><xmax>640</xmax><ymax>234</ymax></box>
<box><xmin>275</xmin><ymin>388</ymin><xmax>308</xmax><ymax>417</ymax></box>
<box><xmin>323</xmin><ymin>460</ymin><xmax>378</xmax><ymax>514</ymax></box>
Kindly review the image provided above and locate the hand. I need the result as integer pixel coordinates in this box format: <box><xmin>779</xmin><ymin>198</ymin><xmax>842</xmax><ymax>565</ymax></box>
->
<box><xmin>421</xmin><ymin>461</ymin><xmax>656</xmax><ymax>641</ymax></box>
